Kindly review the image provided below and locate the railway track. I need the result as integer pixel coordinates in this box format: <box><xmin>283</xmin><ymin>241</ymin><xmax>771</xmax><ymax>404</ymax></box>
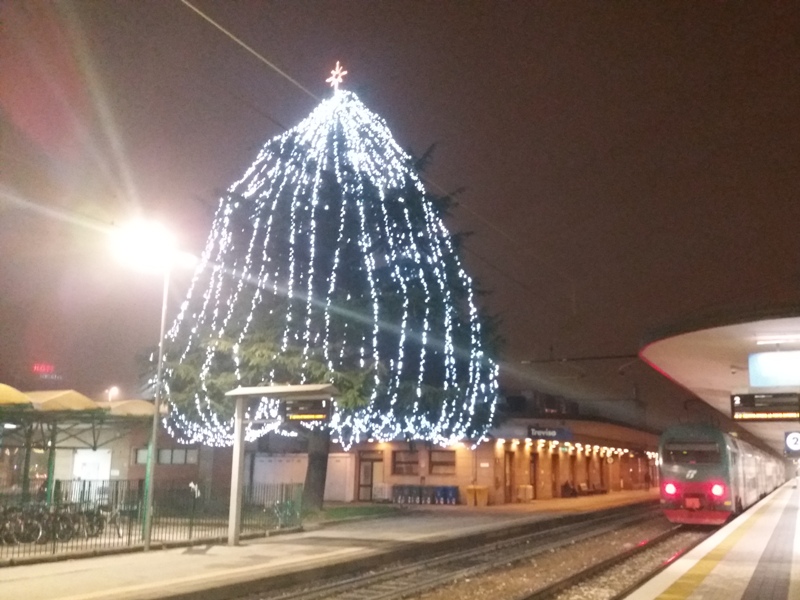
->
<box><xmin>240</xmin><ymin>505</ymin><xmax>667</xmax><ymax>600</ymax></box>
<box><xmin>514</xmin><ymin>526</ymin><xmax>710</xmax><ymax>600</ymax></box>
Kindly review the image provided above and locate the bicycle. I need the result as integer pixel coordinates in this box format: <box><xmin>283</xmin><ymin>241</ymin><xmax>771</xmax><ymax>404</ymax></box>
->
<box><xmin>98</xmin><ymin>504</ymin><xmax>123</xmax><ymax>538</ymax></box>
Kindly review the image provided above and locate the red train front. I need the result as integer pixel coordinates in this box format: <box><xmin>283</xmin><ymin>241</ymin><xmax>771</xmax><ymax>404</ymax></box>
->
<box><xmin>659</xmin><ymin>424</ymin><xmax>785</xmax><ymax>526</ymax></box>
<box><xmin>660</xmin><ymin>476</ymin><xmax>733</xmax><ymax>525</ymax></box>
<box><xmin>659</xmin><ymin>425</ymin><xmax>737</xmax><ymax>525</ymax></box>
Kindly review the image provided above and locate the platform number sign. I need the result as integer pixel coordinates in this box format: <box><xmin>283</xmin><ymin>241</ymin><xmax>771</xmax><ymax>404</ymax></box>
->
<box><xmin>785</xmin><ymin>432</ymin><xmax>800</xmax><ymax>458</ymax></box>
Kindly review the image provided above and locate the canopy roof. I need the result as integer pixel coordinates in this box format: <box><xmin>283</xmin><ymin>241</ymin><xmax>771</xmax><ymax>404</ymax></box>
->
<box><xmin>0</xmin><ymin>385</ymin><xmax>157</xmax><ymax>450</ymax></box>
<box><xmin>106</xmin><ymin>399</ymin><xmax>162</xmax><ymax>416</ymax></box>
<box><xmin>0</xmin><ymin>383</ymin><xmax>33</xmax><ymax>406</ymax></box>
<box><xmin>0</xmin><ymin>384</ymin><xmax>157</xmax><ymax>416</ymax></box>
<box><xmin>225</xmin><ymin>383</ymin><xmax>338</xmax><ymax>400</ymax></box>
<box><xmin>26</xmin><ymin>390</ymin><xmax>99</xmax><ymax>411</ymax></box>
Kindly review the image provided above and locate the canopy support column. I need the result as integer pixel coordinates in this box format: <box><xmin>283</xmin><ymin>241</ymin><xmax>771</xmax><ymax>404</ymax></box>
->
<box><xmin>45</xmin><ymin>423</ymin><xmax>57</xmax><ymax>504</ymax></box>
<box><xmin>227</xmin><ymin>396</ymin><xmax>246</xmax><ymax>545</ymax></box>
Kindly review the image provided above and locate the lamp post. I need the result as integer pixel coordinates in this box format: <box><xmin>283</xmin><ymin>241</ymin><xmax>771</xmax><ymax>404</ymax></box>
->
<box><xmin>141</xmin><ymin>266</ymin><xmax>169</xmax><ymax>550</ymax></box>
<box><xmin>110</xmin><ymin>219</ymin><xmax>179</xmax><ymax>551</ymax></box>
<box><xmin>106</xmin><ymin>386</ymin><xmax>120</xmax><ymax>403</ymax></box>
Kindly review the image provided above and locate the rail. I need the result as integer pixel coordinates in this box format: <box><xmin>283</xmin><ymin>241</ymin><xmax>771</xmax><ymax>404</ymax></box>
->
<box><xmin>241</xmin><ymin>504</ymin><xmax>663</xmax><ymax>600</ymax></box>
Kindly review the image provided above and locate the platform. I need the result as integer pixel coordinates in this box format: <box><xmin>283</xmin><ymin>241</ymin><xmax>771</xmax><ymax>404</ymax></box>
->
<box><xmin>0</xmin><ymin>489</ymin><xmax>657</xmax><ymax>600</ymax></box>
<box><xmin>624</xmin><ymin>479</ymin><xmax>800</xmax><ymax>600</ymax></box>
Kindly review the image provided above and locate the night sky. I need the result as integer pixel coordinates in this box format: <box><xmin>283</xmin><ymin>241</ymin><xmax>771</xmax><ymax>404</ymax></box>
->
<box><xmin>1</xmin><ymin>2</ymin><xmax>799</xmax><ymax>415</ymax></box>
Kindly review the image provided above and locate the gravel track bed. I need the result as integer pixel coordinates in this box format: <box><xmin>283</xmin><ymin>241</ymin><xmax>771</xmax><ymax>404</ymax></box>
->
<box><xmin>406</xmin><ymin>518</ymin><xmax>678</xmax><ymax>600</ymax></box>
<box><xmin>548</xmin><ymin>530</ymin><xmax>709</xmax><ymax>600</ymax></box>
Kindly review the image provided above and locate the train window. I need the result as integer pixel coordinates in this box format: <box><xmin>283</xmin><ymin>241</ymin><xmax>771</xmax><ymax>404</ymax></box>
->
<box><xmin>663</xmin><ymin>442</ymin><xmax>721</xmax><ymax>464</ymax></box>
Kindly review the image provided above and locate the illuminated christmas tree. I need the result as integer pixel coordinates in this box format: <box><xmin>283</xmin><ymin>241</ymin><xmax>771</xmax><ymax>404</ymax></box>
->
<box><xmin>162</xmin><ymin>64</ymin><xmax>499</xmax><ymax>451</ymax></box>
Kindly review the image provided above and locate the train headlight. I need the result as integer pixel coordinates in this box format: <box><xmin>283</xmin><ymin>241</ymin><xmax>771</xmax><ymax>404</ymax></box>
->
<box><xmin>664</xmin><ymin>482</ymin><xmax>677</xmax><ymax>495</ymax></box>
<box><xmin>711</xmin><ymin>483</ymin><xmax>725</xmax><ymax>497</ymax></box>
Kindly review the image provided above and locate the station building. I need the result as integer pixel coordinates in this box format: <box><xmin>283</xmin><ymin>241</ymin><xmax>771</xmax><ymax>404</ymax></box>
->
<box><xmin>236</xmin><ymin>412</ymin><xmax>659</xmax><ymax>506</ymax></box>
<box><xmin>1</xmin><ymin>387</ymin><xmax>659</xmax><ymax>507</ymax></box>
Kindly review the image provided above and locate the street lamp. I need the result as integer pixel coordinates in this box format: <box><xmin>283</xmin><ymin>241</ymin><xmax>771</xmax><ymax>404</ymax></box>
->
<box><xmin>110</xmin><ymin>219</ymin><xmax>180</xmax><ymax>551</ymax></box>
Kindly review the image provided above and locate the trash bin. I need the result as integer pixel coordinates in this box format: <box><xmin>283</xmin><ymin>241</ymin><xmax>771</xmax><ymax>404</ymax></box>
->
<box><xmin>446</xmin><ymin>486</ymin><xmax>459</xmax><ymax>504</ymax></box>
<box><xmin>406</xmin><ymin>485</ymin><xmax>421</xmax><ymax>504</ymax></box>
<box><xmin>393</xmin><ymin>485</ymin><xmax>405</xmax><ymax>503</ymax></box>
<box><xmin>466</xmin><ymin>485</ymin><xmax>489</xmax><ymax>507</ymax></box>
<box><xmin>421</xmin><ymin>486</ymin><xmax>436</xmax><ymax>504</ymax></box>
<box><xmin>516</xmin><ymin>484</ymin><xmax>534</xmax><ymax>502</ymax></box>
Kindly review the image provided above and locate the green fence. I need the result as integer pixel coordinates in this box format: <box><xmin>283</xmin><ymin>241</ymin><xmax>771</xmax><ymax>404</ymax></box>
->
<box><xmin>0</xmin><ymin>479</ymin><xmax>303</xmax><ymax>561</ymax></box>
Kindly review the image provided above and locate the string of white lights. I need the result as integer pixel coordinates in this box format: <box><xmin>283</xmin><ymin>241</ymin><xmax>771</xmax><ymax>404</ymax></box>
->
<box><xmin>161</xmin><ymin>80</ymin><xmax>498</xmax><ymax>448</ymax></box>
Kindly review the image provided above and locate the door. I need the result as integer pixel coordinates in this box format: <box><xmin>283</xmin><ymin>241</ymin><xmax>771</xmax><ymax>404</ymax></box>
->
<box><xmin>71</xmin><ymin>449</ymin><xmax>112</xmax><ymax>503</ymax></box>
<box><xmin>357</xmin><ymin>451</ymin><xmax>384</xmax><ymax>502</ymax></box>
<box><xmin>73</xmin><ymin>449</ymin><xmax>112</xmax><ymax>481</ymax></box>
<box><xmin>530</xmin><ymin>452</ymin><xmax>539</xmax><ymax>499</ymax></box>
<box><xmin>504</xmin><ymin>451</ymin><xmax>515</xmax><ymax>503</ymax></box>
<box><xmin>551</xmin><ymin>452</ymin><xmax>560</xmax><ymax>497</ymax></box>
<box><xmin>324</xmin><ymin>453</ymin><xmax>354</xmax><ymax>502</ymax></box>
<box><xmin>569</xmin><ymin>453</ymin><xmax>577</xmax><ymax>487</ymax></box>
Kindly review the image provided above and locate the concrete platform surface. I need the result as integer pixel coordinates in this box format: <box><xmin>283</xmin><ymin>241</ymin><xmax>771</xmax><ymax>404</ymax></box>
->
<box><xmin>0</xmin><ymin>490</ymin><xmax>658</xmax><ymax>600</ymax></box>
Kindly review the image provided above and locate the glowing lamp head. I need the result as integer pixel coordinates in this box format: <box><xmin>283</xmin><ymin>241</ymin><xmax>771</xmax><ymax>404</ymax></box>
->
<box><xmin>711</xmin><ymin>483</ymin><xmax>725</xmax><ymax>497</ymax></box>
<box><xmin>111</xmin><ymin>220</ymin><xmax>177</xmax><ymax>273</ymax></box>
<box><xmin>664</xmin><ymin>482</ymin><xmax>678</xmax><ymax>496</ymax></box>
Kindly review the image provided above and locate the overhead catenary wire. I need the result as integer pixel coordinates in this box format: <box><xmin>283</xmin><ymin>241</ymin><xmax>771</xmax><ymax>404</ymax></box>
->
<box><xmin>180</xmin><ymin>0</ymin><xmax>319</xmax><ymax>102</ymax></box>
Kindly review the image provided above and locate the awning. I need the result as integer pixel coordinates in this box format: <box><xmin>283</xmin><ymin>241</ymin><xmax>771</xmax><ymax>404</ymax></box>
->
<box><xmin>104</xmin><ymin>399</ymin><xmax>158</xmax><ymax>416</ymax></box>
<box><xmin>26</xmin><ymin>390</ymin><xmax>100</xmax><ymax>411</ymax></box>
<box><xmin>224</xmin><ymin>383</ymin><xmax>338</xmax><ymax>399</ymax></box>
<box><xmin>0</xmin><ymin>383</ymin><xmax>32</xmax><ymax>407</ymax></box>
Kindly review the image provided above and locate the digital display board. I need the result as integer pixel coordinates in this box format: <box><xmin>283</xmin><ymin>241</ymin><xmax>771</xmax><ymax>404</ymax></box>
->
<box><xmin>731</xmin><ymin>393</ymin><xmax>800</xmax><ymax>421</ymax></box>
<box><xmin>281</xmin><ymin>399</ymin><xmax>330</xmax><ymax>422</ymax></box>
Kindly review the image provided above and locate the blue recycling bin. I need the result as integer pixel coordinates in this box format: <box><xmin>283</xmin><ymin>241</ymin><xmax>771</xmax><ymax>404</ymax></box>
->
<box><xmin>445</xmin><ymin>486</ymin><xmax>459</xmax><ymax>504</ymax></box>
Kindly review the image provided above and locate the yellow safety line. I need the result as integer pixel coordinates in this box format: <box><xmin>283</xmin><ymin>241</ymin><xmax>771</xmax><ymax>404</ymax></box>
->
<box><xmin>655</xmin><ymin>492</ymin><xmax>783</xmax><ymax>599</ymax></box>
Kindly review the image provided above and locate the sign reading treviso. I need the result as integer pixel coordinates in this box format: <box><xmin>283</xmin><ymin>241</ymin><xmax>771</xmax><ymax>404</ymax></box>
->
<box><xmin>730</xmin><ymin>393</ymin><xmax>800</xmax><ymax>421</ymax></box>
<box><xmin>527</xmin><ymin>426</ymin><xmax>573</xmax><ymax>441</ymax></box>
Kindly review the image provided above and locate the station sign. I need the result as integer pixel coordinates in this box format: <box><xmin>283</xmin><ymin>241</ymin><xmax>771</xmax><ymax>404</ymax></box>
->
<box><xmin>31</xmin><ymin>362</ymin><xmax>63</xmax><ymax>381</ymax></box>
<box><xmin>785</xmin><ymin>432</ymin><xmax>800</xmax><ymax>458</ymax></box>
<box><xmin>527</xmin><ymin>426</ymin><xmax>573</xmax><ymax>441</ymax></box>
<box><xmin>730</xmin><ymin>392</ymin><xmax>800</xmax><ymax>421</ymax></box>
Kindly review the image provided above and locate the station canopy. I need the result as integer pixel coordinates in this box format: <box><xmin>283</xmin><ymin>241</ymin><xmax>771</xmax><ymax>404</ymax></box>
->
<box><xmin>0</xmin><ymin>384</ymin><xmax>157</xmax><ymax>449</ymax></box>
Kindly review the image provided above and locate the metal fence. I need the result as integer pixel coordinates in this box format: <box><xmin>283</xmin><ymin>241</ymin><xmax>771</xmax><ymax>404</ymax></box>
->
<box><xmin>0</xmin><ymin>479</ymin><xmax>303</xmax><ymax>561</ymax></box>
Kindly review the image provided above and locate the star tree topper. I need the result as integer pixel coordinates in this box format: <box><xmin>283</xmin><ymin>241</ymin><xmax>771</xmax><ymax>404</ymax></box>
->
<box><xmin>326</xmin><ymin>61</ymin><xmax>348</xmax><ymax>91</ymax></box>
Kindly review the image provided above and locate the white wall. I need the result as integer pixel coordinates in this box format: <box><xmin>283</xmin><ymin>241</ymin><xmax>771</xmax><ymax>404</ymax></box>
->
<box><xmin>324</xmin><ymin>453</ymin><xmax>355</xmax><ymax>502</ymax></box>
<box><xmin>249</xmin><ymin>452</ymin><xmax>356</xmax><ymax>502</ymax></box>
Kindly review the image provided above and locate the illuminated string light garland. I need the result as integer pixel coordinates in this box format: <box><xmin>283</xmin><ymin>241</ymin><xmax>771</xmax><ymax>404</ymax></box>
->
<box><xmin>161</xmin><ymin>66</ymin><xmax>498</xmax><ymax>449</ymax></box>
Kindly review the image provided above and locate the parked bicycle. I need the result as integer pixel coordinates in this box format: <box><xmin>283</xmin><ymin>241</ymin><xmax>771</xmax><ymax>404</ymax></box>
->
<box><xmin>99</xmin><ymin>504</ymin><xmax>124</xmax><ymax>538</ymax></box>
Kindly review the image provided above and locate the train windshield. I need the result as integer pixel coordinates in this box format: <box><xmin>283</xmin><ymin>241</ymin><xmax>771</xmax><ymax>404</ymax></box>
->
<box><xmin>663</xmin><ymin>442</ymin><xmax>721</xmax><ymax>464</ymax></box>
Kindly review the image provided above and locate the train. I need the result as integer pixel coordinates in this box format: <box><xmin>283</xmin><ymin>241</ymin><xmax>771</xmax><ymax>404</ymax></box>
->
<box><xmin>658</xmin><ymin>424</ymin><xmax>787</xmax><ymax>525</ymax></box>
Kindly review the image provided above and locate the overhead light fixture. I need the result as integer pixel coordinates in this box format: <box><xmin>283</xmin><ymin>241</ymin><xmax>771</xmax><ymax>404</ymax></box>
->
<box><xmin>749</xmin><ymin>351</ymin><xmax>800</xmax><ymax>387</ymax></box>
<box><xmin>756</xmin><ymin>336</ymin><xmax>800</xmax><ymax>345</ymax></box>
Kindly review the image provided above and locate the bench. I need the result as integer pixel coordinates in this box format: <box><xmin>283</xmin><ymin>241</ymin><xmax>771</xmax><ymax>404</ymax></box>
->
<box><xmin>577</xmin><ymin>483</ymin><xmax>607</xmax><ymax>496</ymax></box>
